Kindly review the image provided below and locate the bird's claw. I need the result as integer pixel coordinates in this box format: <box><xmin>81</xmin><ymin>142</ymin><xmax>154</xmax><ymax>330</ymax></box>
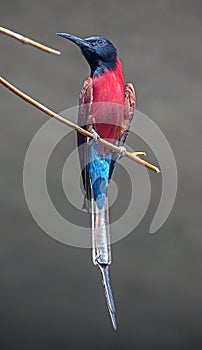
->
<box><xmin>89</xmin><ymin>129</ymin><xmax>100</xmax><ymax>143</ymax></box>
<box><xmin>118</xmin><ymin>146</ymin><xmax>126</xmax><ymax>159</ymax></box>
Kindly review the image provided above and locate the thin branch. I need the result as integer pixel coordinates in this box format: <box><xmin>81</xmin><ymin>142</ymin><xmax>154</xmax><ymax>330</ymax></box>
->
<box><xmin>0</xmin><ymin>76</ymin><xmax>160</xmax><ymax>174</ymax></box>
<box><xmin>132</xmin><ymin>151</ymin><xmax>146</xmax><ymax>157</ymax></box>
<box><xmin>0</xmin><ymin>26</ymin><xmax>61</xmax><ymax>55</ymax></box>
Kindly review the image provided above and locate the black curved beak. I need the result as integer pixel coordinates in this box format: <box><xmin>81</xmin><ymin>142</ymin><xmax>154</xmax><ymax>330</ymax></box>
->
<box><xmin>56</xmin><ymin>33</ymin><xmax>90</xmax><ymax>49</ymax></box>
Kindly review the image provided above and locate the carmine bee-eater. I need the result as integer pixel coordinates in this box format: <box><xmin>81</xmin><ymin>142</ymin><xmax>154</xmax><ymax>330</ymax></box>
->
<box><xmin>57</xmin><ymin>33</ymin><xmax>136</xmax><ymax>330</ymax></box>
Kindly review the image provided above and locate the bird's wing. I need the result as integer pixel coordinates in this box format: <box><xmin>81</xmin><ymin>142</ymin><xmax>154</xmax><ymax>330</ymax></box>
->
<box><xmin>78</xmin><ymin>77</ymin><xmax>93</xmax><ymax>130</ymax></box>
<box><xmin>109</xmin><ymin>83</ymin><xmax>136</xmax><ymax>179</ymax></box>
<box><xmin>77</xmin><ymin>77</ymin><xmax>93</xmax><ymax>203</ymax></box>
<box><xmin>120</xmin><ymin>82</ymin><xmax>136</xmax><ymax>145</ymax></box>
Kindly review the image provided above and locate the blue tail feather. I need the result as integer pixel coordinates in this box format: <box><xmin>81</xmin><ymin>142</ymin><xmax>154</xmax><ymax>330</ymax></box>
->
<box><xmin>88</xmin><ymin>144</ymin><xmax>112</xmax><ymax>209</ymax></box>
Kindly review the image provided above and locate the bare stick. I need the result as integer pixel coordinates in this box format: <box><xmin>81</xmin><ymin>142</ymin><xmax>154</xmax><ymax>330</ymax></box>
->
<box><xmin>0</xmin><ymin>76</ymin><xmax>160</xmax><ymax>173</ymax></box>
<box><xmin>132</xmin><ymin>151</ymin><xmax>146</xmax><ymax>157</ymax></box>
<box><xmin>0</xmin><ymin>26</ymin><xmax>61</xmax><ymax>55</ymax></box>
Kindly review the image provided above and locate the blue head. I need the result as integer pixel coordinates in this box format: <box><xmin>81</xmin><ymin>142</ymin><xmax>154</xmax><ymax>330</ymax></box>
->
<box><xmin>57</xmin><ymin>33</ymin><xmax>117</xmax><ymax>76</ymax></box>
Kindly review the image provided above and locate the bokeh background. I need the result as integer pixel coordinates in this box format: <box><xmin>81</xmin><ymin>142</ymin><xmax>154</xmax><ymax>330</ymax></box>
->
<box><xmin>1</xmin><ymin>0</ymin><xmax>202</xmax><ymax>349</ymax></box>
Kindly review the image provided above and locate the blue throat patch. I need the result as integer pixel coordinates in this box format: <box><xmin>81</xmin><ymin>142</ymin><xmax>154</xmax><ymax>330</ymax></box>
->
<box><xmin>88</xmin><ymin>143</ymin><xmax>112</xmax><ymax>209</ymax></box>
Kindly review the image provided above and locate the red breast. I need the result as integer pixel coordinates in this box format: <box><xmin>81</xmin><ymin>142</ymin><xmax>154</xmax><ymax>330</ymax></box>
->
<box><xmin>90</xmin><ymin>58</ymin><xmax>125</xmax><ymax>152</ymax></box>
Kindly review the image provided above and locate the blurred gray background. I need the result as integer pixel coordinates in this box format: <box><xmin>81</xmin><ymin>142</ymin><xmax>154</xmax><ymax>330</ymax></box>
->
<box><xmin>1</xmin><ymin>0</ymin><xmax>202</xmax><ymax>349</ymax></box>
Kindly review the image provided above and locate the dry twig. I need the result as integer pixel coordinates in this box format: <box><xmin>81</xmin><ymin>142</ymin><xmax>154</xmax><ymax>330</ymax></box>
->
<box><xmin>0</xmin><ymin>26</ymin><xmax>61</xmax><ymax>55</ymax></box>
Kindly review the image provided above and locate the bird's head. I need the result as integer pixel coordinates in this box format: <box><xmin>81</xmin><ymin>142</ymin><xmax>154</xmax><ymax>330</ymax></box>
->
<box><xmin>57</xmin><ymin>33</ymin><xmax>117</xmax><ymax>76</ymax></box>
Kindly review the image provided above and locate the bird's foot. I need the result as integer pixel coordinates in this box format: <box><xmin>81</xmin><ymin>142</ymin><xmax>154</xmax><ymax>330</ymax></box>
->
<box><xmin>118</xmin><ymin>146</ymin><xmax>126</xmax><ymax>159</ymax></box>
<box><xmin>89</xmin><ymin>128</ymin><xmax>100</xmax><ymax>143</ymax></box>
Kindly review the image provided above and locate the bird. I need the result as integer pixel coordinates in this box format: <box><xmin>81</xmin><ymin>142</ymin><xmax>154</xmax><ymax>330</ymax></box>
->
<box><xmin>57</xmin><ymin>33</ymin><xmax>136</xmax><ymax>330</ymax></box>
